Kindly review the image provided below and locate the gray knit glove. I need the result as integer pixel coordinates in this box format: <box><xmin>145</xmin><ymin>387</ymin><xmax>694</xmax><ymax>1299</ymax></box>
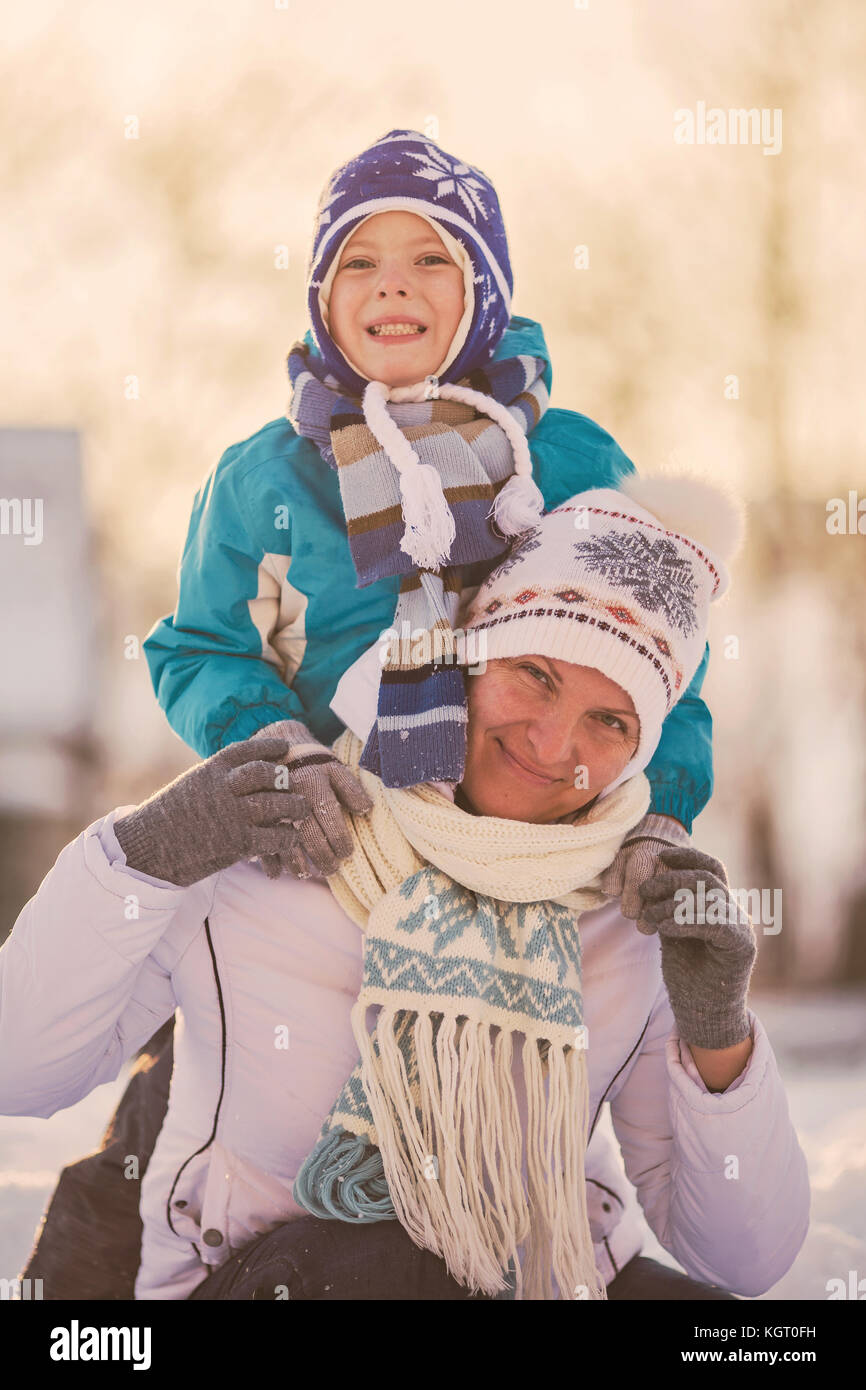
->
<box><xmin>600</xmin><ymin>813</ymin><xmax>693</xmax><ymax>931</ymax></box>
<box><xmin>251</xmin><ymin>720</ymin><xmax>373</xmax><ymax>879</ymax></box>
<box><xmin>637</xmin><ymin>846</ymin><xmax>757</xmax><ymax>1050</ymax></box>
<box><xmin>114</xmin><ymin>735</ymin><xmax>310</xmax><ymax>887</ymax></box>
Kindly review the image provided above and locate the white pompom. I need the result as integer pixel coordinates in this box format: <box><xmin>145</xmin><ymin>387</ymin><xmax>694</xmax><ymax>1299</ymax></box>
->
<box><xmin>398</xmin><ymin>463</ymin><xmax>457</xmax><ymax>571</ymax></box>
<box><xmin>617</xmin><ymin>472</ymin><xmax>745</xmax><ymax>564</ymax></box>
<box><xmin>490</xmin><ymin>472</ymin><xmax>546</xmax><ymax>537</ymax></box>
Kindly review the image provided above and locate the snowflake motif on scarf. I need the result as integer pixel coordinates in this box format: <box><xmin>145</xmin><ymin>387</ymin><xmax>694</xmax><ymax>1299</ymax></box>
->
<box><xmin>573</xmin><ymin>531</ymin><xmax>699</xmax><ymax>636</ymax></box>
<box><xmin>396</xmin><ymin>870</ymin><xmax>515</xmax><ymax>959</ymax></box>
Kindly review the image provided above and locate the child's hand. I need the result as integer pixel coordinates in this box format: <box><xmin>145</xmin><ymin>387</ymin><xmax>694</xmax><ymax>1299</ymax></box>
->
<box><xmin>113</xmin><ymin>735</ymin><xmax>310</xmax><ymax>887</ymax></box>
<box><xmin>252</xmin><ymin>720</ymin><xmax>374</xmax><ymax>878</ymax></box>
<box><xmin>637</xmin><ymin>846</ymin><xmax>757</xmax><ymax>1051</ymax></box>
<box><xmin>599</xmin><ymin>813</ymin><xmax>692</xmax><ymax>931</ymax></box>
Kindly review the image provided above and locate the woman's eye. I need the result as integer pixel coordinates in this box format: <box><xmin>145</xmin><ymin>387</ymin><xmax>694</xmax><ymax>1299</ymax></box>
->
<box><xmin>593</xmin><ymin>712</ymin><xmax>628</xmax><ymax>734</ymax></box>
<box><xmin>518</xmin><ymin>663</ymin><xmax>551</xmax><ymax>689</ymax></box>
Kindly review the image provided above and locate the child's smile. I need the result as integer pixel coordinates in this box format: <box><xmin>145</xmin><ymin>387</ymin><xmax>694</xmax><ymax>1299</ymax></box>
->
<box><xmin>365</xmin><ymin>314</ymin><xmax>428</xmax><ymax>342</ymax></box>
<box><xmin>327</xmin><ymin>210</ymin><xmax>465</xmax><ymax>388</ymax></box>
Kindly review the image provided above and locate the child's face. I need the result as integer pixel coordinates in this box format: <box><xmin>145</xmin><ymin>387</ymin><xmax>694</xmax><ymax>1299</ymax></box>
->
<box><xmin>327</xmin><ymin>211</ymin><xmax>465</xmax><ymax>387</ymax></box>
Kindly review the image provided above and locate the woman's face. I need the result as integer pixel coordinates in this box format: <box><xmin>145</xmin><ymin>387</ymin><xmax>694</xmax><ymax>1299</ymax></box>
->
<box><xmin>327</xmin><ymin>211</ymin><xmax>465</xmax><ymax>387</ymax></box>
<box><xmin>458</xmin><ymin>656</ymin><xmax>640</xmax><ymax>823</ymax></box>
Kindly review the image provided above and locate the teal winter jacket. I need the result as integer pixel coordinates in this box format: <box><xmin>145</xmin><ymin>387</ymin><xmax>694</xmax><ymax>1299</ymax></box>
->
<box><xmin>143</xmin><ymin>316</ymin><xmax>713</xmax><ymax>831</ymax></box>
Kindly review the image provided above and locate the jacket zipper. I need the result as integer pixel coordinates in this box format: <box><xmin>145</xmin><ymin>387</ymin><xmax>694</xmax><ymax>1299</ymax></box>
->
<box><xmin>588</xmin><ymin>1011</ymin><xmax>652</xmax><ymax>1143</ymax></box>
<box><xmin>165</xmin><ymin>917</ymin><xmax>228</xmax><ymax>1237</ymax></box>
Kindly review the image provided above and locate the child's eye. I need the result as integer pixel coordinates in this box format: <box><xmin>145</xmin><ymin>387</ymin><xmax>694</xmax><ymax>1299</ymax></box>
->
<box><xmin>339</xmin><ymin>254</ymin><xmax>452</xmax><ymax>271</ymax></box>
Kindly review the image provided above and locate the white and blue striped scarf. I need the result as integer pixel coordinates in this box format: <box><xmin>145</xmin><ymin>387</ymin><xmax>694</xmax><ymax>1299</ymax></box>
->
<box><xmin>286</xmin><ymin>341</ymin><xmax>550</xmax><ymax>787</ymax></box>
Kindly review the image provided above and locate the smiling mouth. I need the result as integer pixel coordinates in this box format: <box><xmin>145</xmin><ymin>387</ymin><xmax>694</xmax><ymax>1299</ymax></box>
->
<box><xmin>366</xmin><ymin>322</ymin><xmax>428</xmax><ymax>337</ymax></box>
<box><xmin>496</xmin><ymin>738</ymin><xmax>557</xmax><ymax>785</ymax></box>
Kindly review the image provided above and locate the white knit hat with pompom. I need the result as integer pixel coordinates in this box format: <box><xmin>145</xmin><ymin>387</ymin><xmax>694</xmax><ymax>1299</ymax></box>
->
<box><xmin>461</xmin><ymin>472</ymin><xmax>744</xmax><ymax>794</ymax></box>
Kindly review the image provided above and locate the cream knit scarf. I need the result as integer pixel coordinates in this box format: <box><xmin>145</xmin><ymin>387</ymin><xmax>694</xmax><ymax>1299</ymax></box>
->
<box><xmin>291</xmin><ymin>730</ymin><xmax>651</xmax><ymax>1300</ymax></box>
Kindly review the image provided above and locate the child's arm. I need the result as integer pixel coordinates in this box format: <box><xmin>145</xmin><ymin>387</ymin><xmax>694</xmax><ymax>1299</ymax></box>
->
<box><xmin>643</xmin><ymin>639</ymin><xmax>712</xmax><ymax>833</ymax></box>
<box><xmin>142</xmin><ymin>439</ymin><xmax>373</xmax><ymax>876</ymax></box>
<box><xmin>143</xmin><ymin>442</ymin><xmax>307</xmax><ymax>758</ymax></box>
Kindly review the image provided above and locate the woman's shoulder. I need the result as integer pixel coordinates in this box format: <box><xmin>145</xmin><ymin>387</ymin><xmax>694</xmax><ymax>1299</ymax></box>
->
<box><xmin>207</xmin><ymin>861</ymin><xmax>363</xmax><ymax>967</ymax></box>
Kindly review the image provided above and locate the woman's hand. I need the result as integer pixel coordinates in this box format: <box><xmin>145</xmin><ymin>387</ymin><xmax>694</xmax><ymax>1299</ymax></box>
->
<box><xmin>251</xmin><ymin>720</ymin><xmax>374</xmax><ymax>878</ymax></box>
<box><xmin>637</xmin><ymin>846</ymin><xmax>757</xmax><ymax>1052</ymax></box>
<box><xmin>114</xmin><ymin>735</ymin><xmax>311</xmax><ymax>887</ymax></box>
<box><xmin>600</xmin><ymin>813</ymin><xmax>693</xmax><ymax>927</ymax></box>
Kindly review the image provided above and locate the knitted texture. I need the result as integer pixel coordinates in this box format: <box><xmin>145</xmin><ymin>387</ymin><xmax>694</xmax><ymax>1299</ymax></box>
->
<box><xmin>463</xmin><ymin>483</ymin><xmax>735</xmax><ymax>795</ymax></box>
<box><xmin>638</xmin><ymin>846</ymin><xmax>757</xmax><ymax>1050</ymax></box>
<box><xmin>286</xmin><ymin>343</ymin><xmax>550</xmax><ymax>787</ymax></box>
<box><xmin>113</xmin><ymin>736</ymin><xmax>309</xmax><ymax>887</ymax></box>
<box><xmin>305</xmin><ymin>128</ymin><xmax>513</xmax><ymax>395</ymax></box>
<box><xmin>251</xmin><ymin>720</ymin><xmax>373</xmax><ymax>877</ymax></box>
<box><xmin>292</xmin><ymin>730</ymin><xmax>651</xmax><ymax>1301</ymax></box>
<box><xmin>601</xmin><ymin>811</ymin><xmax>693</xmax><ymax>925</ymax></box>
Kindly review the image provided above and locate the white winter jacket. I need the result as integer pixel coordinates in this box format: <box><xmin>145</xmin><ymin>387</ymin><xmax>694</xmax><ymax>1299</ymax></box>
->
<box><xmin>0</xmin><ymin>809</ymin><xmax>810</xmax><ymax>1300</ymax></box>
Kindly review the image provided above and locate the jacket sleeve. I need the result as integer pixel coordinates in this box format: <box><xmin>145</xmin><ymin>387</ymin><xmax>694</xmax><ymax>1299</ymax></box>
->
<box><xmin>645</xmin><ymin>641</ymin><xmax>713</xmax><ymax>832</ymax></box>
<box><xmin>608</xmin><ymin>981</ymin><xmax>810</xmax><ymax>1297</ymax></box>
<box><xmin>142</xmin><ymin>445</ymin><xmax>308</xmax><ymax>758</ymax></box>
<box><xmin>0</xmin><ymin>811</ymin><xmax>212</xmax><ymax>1120</ymax></box>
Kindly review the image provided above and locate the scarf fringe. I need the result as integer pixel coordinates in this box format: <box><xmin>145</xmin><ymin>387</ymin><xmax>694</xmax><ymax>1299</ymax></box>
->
<box><xmin>352</xmin><ymin>1001</ymin><xmax>607</xmax><ymax>1301</ymax></box>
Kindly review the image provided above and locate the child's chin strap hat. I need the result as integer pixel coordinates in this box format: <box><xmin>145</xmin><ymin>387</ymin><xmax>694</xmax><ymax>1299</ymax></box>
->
<box><xmin>303</xmin><ymin>128</ymin><xmax>545</xmax><ymax>565</ymax></box>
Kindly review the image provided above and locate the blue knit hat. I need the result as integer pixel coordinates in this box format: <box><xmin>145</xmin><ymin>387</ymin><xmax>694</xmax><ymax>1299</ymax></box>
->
<box><xmin>305</xmin><ymin>129</ymin><xmax>514</xmax><ymax>396</ymax></box>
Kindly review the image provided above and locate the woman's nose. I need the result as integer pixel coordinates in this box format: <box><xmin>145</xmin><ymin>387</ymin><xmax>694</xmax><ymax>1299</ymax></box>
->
<box><xmin>524</xmin><ymin>715</ymin><xmax>580</xmax><ymax>776</ymax></box>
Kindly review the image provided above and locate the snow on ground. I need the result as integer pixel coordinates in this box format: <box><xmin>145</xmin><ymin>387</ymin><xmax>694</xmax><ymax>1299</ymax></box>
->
<box><xmin>1</xmin><ymin>990</ymin><xmax>864</xmax><ymax>1299</ymax></box>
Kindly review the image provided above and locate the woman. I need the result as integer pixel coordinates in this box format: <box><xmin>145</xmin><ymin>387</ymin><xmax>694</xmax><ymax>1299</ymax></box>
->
<box><xmin>0</xmin><ymin>475</ymin><xmax>810</xmax><ymax>1300</ymax></box>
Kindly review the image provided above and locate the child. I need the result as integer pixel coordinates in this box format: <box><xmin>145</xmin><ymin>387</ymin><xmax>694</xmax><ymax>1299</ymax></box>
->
<box><xmin>143</xmin><ymin>128</ymin><xmax>712</xmax><ymax>896</ymax></box>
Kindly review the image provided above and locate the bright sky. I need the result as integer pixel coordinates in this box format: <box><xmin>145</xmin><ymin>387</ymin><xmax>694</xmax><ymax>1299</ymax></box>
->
<box><xmin>2</xmin><ymin>0</ymin><xmax>863</xmax><ymax>582</ymax></box>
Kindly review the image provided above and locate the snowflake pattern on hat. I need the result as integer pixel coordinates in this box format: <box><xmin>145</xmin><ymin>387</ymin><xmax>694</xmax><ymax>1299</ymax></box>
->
<box><xmin>405</xmin><ymin>145</ymin><xmax>490</xmax><ymax>222</ymax></box>
<box><xmin>488</xmin><ymin>526</ymin><xmax>543</xmax><ymax>579</ymax></box>
<box><xmin>572</xmin><ymin>531</ymin><xmax>699</xmax><ymax>637</ymax></box>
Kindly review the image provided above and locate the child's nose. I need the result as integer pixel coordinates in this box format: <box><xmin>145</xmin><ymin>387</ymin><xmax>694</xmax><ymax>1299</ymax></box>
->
<box><xmin>374</xmin><ymin>263</ymin><xmax>411</xmax><ymax>296</ymax></box>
